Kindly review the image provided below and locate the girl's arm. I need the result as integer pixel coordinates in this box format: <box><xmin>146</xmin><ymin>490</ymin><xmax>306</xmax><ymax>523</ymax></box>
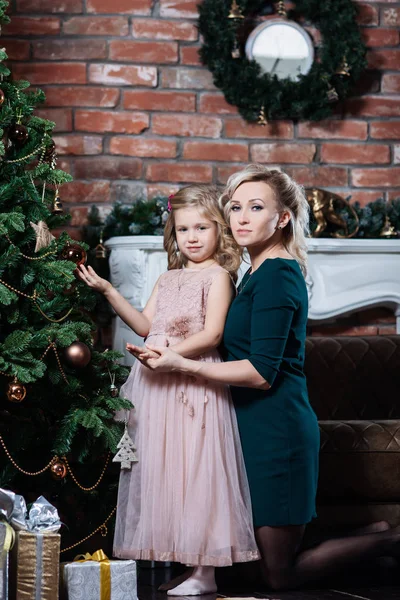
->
<box><xmin>169</xmin><ymin>272</ymin><xmax>234</xmax><ymax>358</ymax></box>
<box><xmin>77</xmin><ymin>264</ymin><xmax>159</xmax><ymax>338</ymax></box>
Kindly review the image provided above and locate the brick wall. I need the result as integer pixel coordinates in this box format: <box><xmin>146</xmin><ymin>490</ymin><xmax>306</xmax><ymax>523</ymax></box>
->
<box><xmin>3</xmin><ymin>0</ymin><xmax>399</xmax><ymax>335</ymax></box>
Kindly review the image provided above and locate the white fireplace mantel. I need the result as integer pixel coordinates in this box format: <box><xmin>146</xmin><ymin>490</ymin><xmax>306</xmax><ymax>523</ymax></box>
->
<box><xmin>105</xmin><ymin>236</ymin><xmax>400</xmax><ymax>365</ymax></box>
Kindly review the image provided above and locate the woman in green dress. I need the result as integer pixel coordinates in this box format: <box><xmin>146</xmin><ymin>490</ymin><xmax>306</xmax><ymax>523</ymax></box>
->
<box><xmin>131</xmin><ymin>165</ymin><xmax>399</xmax><ymax>591</ymax></box>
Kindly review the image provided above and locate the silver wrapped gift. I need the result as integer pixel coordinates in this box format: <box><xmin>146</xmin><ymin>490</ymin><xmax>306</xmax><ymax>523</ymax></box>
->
<box><xmin>0</xmin><ymin>521</ymin><xmax>14</xmax><ymax>600</ymax></box>
<box><xmin>60</xmin><ymin>555</ymin><xmax>137</xmax><ymax>600</ymax></box>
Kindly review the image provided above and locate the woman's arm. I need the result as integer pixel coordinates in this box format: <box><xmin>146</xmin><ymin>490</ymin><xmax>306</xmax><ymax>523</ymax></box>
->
<box><xmin>169</xmin><ymin>272</ymin><xmax>234</xmax><ymax>358</ymax></box>
<box><xmin>77</xmin><ymin>264</ymin><xmax>159</xmax><ymax>338</ymax></box>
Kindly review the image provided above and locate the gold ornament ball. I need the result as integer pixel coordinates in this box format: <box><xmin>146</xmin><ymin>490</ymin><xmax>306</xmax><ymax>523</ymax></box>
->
<box><xmin>64</xmin><ymin>341</ymin><xmax>91</xmax><ymax>368</ymax></box>
<box><xmin>51</xmin><ymin>460</ymin><xmax>67</xmax><ymax>480</ymax></box>
<box><xmin>61</xmin><ymin>244</ymin><xmax>87</xmax><ymax>266</ymax></box>
<box><xmin>6</xmin><ymin>378</ymin><xmax>27</xmax><ymax>403</ymax></box>
<box><xmin>0</xmin><ymin>89</ymin><xmax>5</xmax><ymax>106</ymax></box>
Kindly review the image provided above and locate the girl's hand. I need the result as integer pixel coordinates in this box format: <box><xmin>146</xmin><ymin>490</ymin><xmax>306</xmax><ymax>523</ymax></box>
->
<box><xmin>128</xmin><ymin>344</ymin><xmax>185</xmax><ymax>373</ymax></box>
<box><xmin>77</xmin><ymin>264</ymin><xmax>112</xmax><ymax>294</ymax></box>
<box><xmin>126</xmin><ymin>344</ymin><xmax>159</xmax><ymax>360</ymax></box>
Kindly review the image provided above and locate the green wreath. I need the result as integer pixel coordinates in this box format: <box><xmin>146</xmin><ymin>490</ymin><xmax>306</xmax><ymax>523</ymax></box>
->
<box><xmin>198</xmin><ymin>0</ymin><xmax>367</xmax><ymax>122</ymax></box>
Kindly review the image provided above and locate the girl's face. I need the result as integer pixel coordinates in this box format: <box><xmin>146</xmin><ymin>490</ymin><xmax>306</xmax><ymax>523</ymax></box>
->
<box><xmin>229</xmin><ymin>181</ymin><xmax>288</xmax><ymax>249</ymax></box>
<box><xmin>174</xmin><ymin>206</ymin><xmax>219</xmax><ymax>265</ymax></box>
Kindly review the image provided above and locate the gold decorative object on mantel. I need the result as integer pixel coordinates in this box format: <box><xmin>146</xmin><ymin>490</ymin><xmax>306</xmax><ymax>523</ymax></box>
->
<box><xmin>305</xmin><ymin>188</ymin><xmax>359</xmax><ymax>238</ymax></box>
<box><xmin>228</xmin><ymin>0</ymin><xmax>244</xmax><ymax>19</ymax></box>
<box><xmin>380</xmin><ymin>215</ymin><xmax>398</xmax><ymax>239</ymax></box>
<box><xmin>276</xmin><ymin>0</ymin><xmax>287</xmax><ymax>17</ymax></box>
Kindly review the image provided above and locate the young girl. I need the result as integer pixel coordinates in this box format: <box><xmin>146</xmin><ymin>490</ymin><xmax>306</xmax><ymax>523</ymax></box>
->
<box><xmin>77</xmin><ymin>184</ymin><xmax>259</xmax><ymax>596</ymax></box>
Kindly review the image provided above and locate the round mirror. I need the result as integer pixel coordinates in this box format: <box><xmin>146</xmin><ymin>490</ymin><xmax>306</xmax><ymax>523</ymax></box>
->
<box><xmin>245</xmin><ymin>19</ymin><xmax>314</xmax><ymax>82</ymax></box>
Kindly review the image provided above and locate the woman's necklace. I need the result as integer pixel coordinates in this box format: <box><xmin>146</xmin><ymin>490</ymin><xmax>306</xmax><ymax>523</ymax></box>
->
<box><xmin>238</xmin><ymin>267</ymin><xmax>253</xmax><ymax>294</ymax></box>
<box><xmin>177</xmin><ymin>262</ymin><xmax>217</xmax><ymax>292</ymax></box>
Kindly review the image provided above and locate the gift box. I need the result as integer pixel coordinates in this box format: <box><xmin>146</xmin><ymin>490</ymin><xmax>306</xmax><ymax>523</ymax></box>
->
<box><xmin>0</xmin><ymin>489</ymin><xmax>62</xmax><ymax>600</ymax></box>
<box><xmin>60</xmin><ymin>551</ymin><xmax>137</xmax><ymax>600</ymax></box>
<box><xmin>10</xmin><ymin>530</ymin><xmax>60</xmax><ymax>600</ymax></box>
<box><xmin>0</xmin><ymin>521</ymin><xmax>15</xmax><ymax>600</ymax></box>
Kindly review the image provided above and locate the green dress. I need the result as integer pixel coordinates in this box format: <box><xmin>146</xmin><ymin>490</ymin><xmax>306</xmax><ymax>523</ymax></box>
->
<box><xmin>222</xmin><ymin>258</ymin><xmax>320</xmax><ymax>527</ymax></box>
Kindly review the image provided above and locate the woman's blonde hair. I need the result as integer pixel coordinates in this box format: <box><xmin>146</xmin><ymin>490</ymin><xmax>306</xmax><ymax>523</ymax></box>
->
<box><xmin>164</xmin><ymin>184</ymin><xmax>241</xmax><ymax>281</ymax></box>
<box><xmin>220</xmin><ymin>164</ymin><xmax>310</xmax><ymax>275</ymax></box>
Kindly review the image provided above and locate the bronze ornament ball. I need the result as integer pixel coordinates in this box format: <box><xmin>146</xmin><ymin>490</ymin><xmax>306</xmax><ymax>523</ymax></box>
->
<box><xmin>8</xmin><ymin>123</ymin><xmax>28</xmax><ymax>145</ymax></box>
<box><xmin>64</xmin><ymin>341</ymin><xmax>91</xmax><ymax>369</ymax></box>
<box><xmin>50</xmin><ymin>459</ymin><xmax>67</xmax><ymax>480</ymax></box>
<box><xmin>0</xmin><ymin>89</ymin><xmax>5</xmax><ymax>106</ymax></box>
<box><xmin>61</xmin><ymin>244</ymin><xmax>87</xmax><ymax>267</ymax></box>
<box><xmin>6</xmin><ymin>378</ymin><xmax>27</xmax><ymax>403</ymax></box>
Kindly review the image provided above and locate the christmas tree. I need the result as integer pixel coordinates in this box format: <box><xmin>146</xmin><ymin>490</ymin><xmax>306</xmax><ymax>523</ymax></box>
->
<box><xmin>0</xmin><ymin>1</ymin><xmax>130</xmax><ymax>558</ymax></box>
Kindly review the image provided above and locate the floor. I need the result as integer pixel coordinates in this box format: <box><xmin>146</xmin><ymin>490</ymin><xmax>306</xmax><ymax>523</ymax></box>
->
<box><xmin>137</xmin><ymin>562</ymin><xmax>400</xmax><ymax>600</ymax></box>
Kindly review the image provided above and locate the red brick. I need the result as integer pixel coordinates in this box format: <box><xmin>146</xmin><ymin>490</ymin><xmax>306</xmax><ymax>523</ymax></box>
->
<box><xmin>16</xmin><ymin>0</ymin><xmax>82</xmax><ymax>11</ymax></box>
<box><xmin>345</xmin><ymin>96</ymin><xmax>400</xmax><ymax>117</ymax></box>
<box><xmin>183</xmin><ymin>141</ymin><xmax>248</xmax><ymax>162</ymax></box>
<box><xmin>356</xmin><ymin>3</ymin><xmax>379</xmax><ymax>25</ymax></box>
<box><xmin>3</xmin><ymin>17</ymin><xmax>60</xmax><ymax>36</ymax></box>
<box><xmin>370</xmin><ymin>121</ymin><xmax>400</xmax><ymax>140</ymax></box>
<box><xmin>381</xmin><ymin>6</ymin><xmax>399</xmax><ymax>26</ymax></box>
<box><xmin>33</xmin><ymin>40</ymin><xmax>106</xmax><ymax>60</ymax></box>
<box><xmin>251</xmin><ymin>143</ymin><xmax>316</xmax><ymax>164</ymax></box>
<box><xmin>57</xmin><ymin>159</ymin><xmax>73</xmax><ymax>174</ymax></box>
<box><xmin>378</xmin><ymin>326</ymin><xmax>398</xmax><ymax>335</ymax></box>
<box><xmin>388</xmin><ymin>191</ymin><xmax>400</xmax><ymax>201</ymax></box>
<box><xmin>152</xmin><ymin>114</ymin><xmax>222</xmax><ymax>138</ymax></box>
<box><xmin>110</xmin><ymin>40</ymin><xmax>178</xmax><ymax>63</ymax></box>
<box><xmin>321</xmin><ymin>143</ymin><xmax>390</xmax><ymax>165</ymax></box>
<box><xmin>63</xmin><ymin>16</ymin><xmax>129</xmax><ymax>36</ymax></box>
<box><xmin>87</xmin><ymin>0</ymin><xmax>152</xmax><ymax>14</ymax></box>
<box><xmin>123</xmin><ymin>90</ymin><xmax>195</xmax><ymax>112</ymax></box>
<box><xmin>359</xmin><ymin>307</ymin><xmax>395</xmax><ymax>325</ymax></box>
<box><xmin>53</xmin><ymin>227</ymin><xmax>83</xmax><ymax>241</ymax></box>
<box><xmin>351</xmin><ymin>168</ymin><xmax>400</xmax><ymax>187</ymax></box>
<box><xmin>284</xmin><ymin>167</ymin><xmax>348</xmax><ymax>187</ymax></box>
<box><xmin>3</xmin><ymin>39</ymin><xmax>30</xmax><ymax>60</ymax></box>
<box><xmin>35</xmin><ymin>108</ymin><xmax>72</xmax><ymax>132</ymax></box>
<box><xmin>162</xmin><ymin>67</ymin><xmax>214</xmax><ymax>89</ymax></box>
<box><xmin>225</xmin><ymin>119</ymin><xmax>293</xmax><ymax>139</ymax></box>
<box><xmin>352</xmin><ymin>71</ymin><xmax>380</xmax><ymax>95</ymax></box>
<box><xmin>382</xmin><ymin>75</ymin><xmax>400</xmax><ymax>94</ymax></box>
<box><xmin>147</xmin><ymin>184</ymin><xmax>180</xmax><ymax>198</ymax></box>
<box><xmin>75</xmin><ymin>157</ymin><xmax>142</xmax><ymax>179</ymax></box>
<box><xmin>44</xmin><ymin>86</ymin><xmax>119</xmax><ymax>108</ymax></box>
<box><xmin>53</xmin><ymin>135</ymin><xmax>103</xmax><ymax>155</ymax></box>
<box><xmin>160</xmin><ymin>0</ymin><xmax>198</xmax><ymax>18</ymax></box>
<box><xmin>298</xmin><ymin>120</ymin><xmax>368</xmax><ymax>140</ymax></box>
<box><xmin>61</xmin><ymin>181</ymin><xmax>110</xmax><ymax>203</ymax></box>
<box><xmin>12</xmin><ymin>63</ymin><xmax>86</xmax><ymax>84</ymax></box>
<box><xmin>199</xmin><ymin>93</ymin><xmax>238</xmax><ymax>115</ymax></box>
<box><xmin>367</xmin><ymin>49</ymin><xmax>400</xmax><ymax>70</ymax></box>
<box><xmin>132</xmin><ymin>19</ymin><xmax>197</xmax><ymax>40</ymax></box>
<box><xmin>146</xmin><ymin>163</ymin><xmax>213</xmax><ymax>183</ymax></box>
<box><xmin>180</xmin><ymin>46</ymin><xmax>202</xmax><ymax>66</ymax></box>
<box><xmin>361</xmin><ymin>27</ymin><xmax>399</xmax><ymax>47</ymax></box>
<box><xmin>347</xmin><ymin>190</ymin><xmax>389</xmax><ymax>206</ymax></box>
<box><xmin>89</xmin><ymin>64</ymin><xmax>157</xmax><ymax>86</ymax></box>
<box><xmin>69</xmin><ymin>206</ymin><xmax>89</xmax><ymax>227</ymax></box>
<box><xmin>310</xmin><ymin>325</ymin><xmax>378</xmax><ymax>336</ymax></box>
<box><xmin>217</xmin><ymin>165</ymin><xmax>245</xmax><ymax>184</ymax></box>
<box><xmin>76</xmin><ymin>110</ymin><xmax>149</xmax><ymax>134</ymax></box>
<box><xmin>110</xmin><ymin>137</ymin><xmax>176</xmax><ymax>158</ymax></box>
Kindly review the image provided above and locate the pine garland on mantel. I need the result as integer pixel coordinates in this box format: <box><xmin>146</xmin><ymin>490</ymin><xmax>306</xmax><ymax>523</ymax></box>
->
<box><xmin>198</xmin><ymin>0</ymin><xmax>367</xmax><ymax>122</ymax></box>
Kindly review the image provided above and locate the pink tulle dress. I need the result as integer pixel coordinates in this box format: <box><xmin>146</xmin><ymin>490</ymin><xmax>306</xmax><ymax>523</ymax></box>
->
<box><xmin>113</xmin><ymin>265</ymin><xmax>259</xmax><ymax>567</ymax></box>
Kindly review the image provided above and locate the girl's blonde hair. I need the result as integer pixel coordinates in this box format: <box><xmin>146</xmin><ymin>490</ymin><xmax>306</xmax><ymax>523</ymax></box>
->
<box><xmin>220</xmin><ymin>164</ymin><xmax>310</xmax><ymax>275</ymax></box>
<box><xmin>164</xmin><ymin>184</ymin><xmax>241</xmax><ymax>281</ymax></box>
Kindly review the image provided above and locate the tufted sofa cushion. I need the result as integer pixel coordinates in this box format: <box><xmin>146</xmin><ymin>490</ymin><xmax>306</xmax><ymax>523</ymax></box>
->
<box><xmin>304</xmin><ymin>336</ymin><xmax>400</xmax><ymax>516</ymax></box>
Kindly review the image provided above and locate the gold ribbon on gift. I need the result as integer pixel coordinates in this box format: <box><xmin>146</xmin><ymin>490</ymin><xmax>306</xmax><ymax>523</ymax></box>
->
<box><xmin>73</xmin><ymin>549</ymin><xmax>111</xmax><ymax>600</ymax></box>
<box><xmin>1</xmin><ymin>522</ymin><xmax>15</xmax><ymax>554</ymax></box>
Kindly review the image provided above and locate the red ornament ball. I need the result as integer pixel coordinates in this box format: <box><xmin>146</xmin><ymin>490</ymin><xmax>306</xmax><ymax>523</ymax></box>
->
<box><xmin>0</xmin><ymin>89</ymin><xmax>5</xmax><ymax>106</ymax></box>
<box><xmin>64</xmin><ymin>341</ymin><xmax>91</xmax><ymax>369</ymax></box>
<box><xmin>61</xmin><ymin>244</ymin><xmax>87</xmax><ymax>266</ymax></box>
<box><xmin>8</xmin><ymin>123</ymin><xmax>28</xmax><ymax>145</ymax></box>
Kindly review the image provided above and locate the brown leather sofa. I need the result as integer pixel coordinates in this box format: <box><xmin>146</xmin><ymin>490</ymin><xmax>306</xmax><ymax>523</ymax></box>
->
<box><xmin>305</xmin><ymin>335</ymin><xmax>400</xmax><ymax>528</ymax></box>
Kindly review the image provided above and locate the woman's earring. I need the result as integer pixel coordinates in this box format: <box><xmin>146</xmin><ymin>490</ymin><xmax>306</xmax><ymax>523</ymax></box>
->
<box><xmin>276</xmin><ymin>224</ymin><xmax>283</xmax><ymax>230</ymax></box>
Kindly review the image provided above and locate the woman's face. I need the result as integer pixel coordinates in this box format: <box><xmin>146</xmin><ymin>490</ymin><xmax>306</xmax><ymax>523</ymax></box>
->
<box><xmin>229</xmin><ymin>181</ymin><xmax>285</xmax><ymax>249</ymax></box>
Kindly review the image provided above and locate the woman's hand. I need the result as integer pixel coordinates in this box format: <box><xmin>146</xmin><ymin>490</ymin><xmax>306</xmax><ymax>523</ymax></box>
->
<box><xmin>77</xmin><ymin>264</ymin><xmax>112</xmax><ymax>294</ymax></box>
<box><xmin>127</xmin><ymin>344</ymin><xmax>186</xmax><ymax>373</ymax></box>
